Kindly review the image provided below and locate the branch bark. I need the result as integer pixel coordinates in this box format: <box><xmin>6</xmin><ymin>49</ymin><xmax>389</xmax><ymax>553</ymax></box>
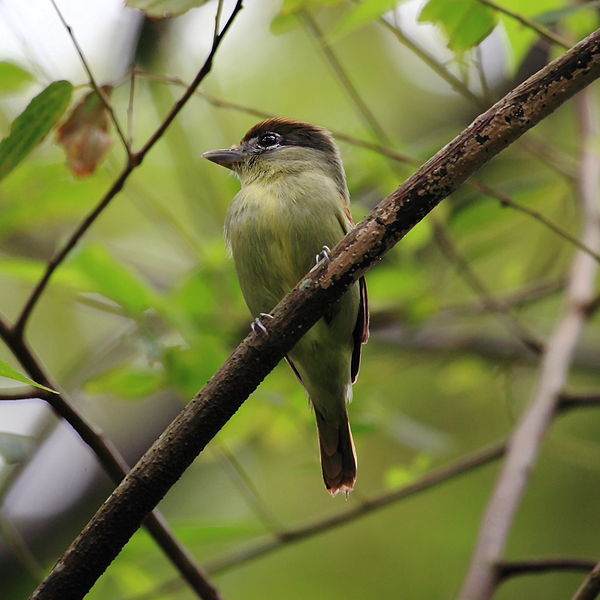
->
<box><xmin>29</xmin><ymin>27</ymin><xmax>600</xmax><ymax>600</ymax></box>
<box><xmin>572</xmin><ymin>561</ymin><xmax>600</xmax><ymax>600</ymax></box>
<box><xmin>457</xmin><ymin>84</ymin><xmax>600</xmax><ymax>600</ymax></box>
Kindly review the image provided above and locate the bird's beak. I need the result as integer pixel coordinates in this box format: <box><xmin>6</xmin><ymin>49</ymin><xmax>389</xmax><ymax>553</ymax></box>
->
<box><xmin>202</xmin><ymin>148</ymin><xmax>243</xmax><ymax>170</ymax></box>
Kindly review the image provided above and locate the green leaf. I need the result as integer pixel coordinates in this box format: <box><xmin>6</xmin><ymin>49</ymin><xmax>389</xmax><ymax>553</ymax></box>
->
<box><xmin>0</xmin><ymin>62</ymin><xmax>33</xmax><ymax>94</ymax></box>
<box><xmin>0</xmin><ymin>359</ymin><xmax>57</xmax><ymax>394</ymax></box>
<box><xmin>270</xmin><ymin>0</ymin><xmax>346</xmax><ymax>34</ymax></box>
<box><xmin>0</xmin><ymin>432</ymin><xmax>36</xmax><ymax>464</ymax></box>
<box><xmin>330</xmin><ymin>0</ymin><xmax>404</xmax><ymax>41</ymax></box>
<box><xmin>419</xmin><ymin>0</ymin><xmax>497</xmax><ymax>49</ymax></box>
<box><xmin>85</xmin><ymin>366</ymin><xmax>164</xmax><ymax>399</ymax></box>
<box><xmin>0</xmin><ymin>80</ymin><xmax>73</xmax><ymax>181</ymax></box>
<box><xmin>125</xmin><ymin>0</ymin><xmax>210</xmax><ymax>18</ymax></box>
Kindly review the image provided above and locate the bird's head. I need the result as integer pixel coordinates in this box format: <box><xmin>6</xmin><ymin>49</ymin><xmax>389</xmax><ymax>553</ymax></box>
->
<box><xmin>202</xmin><ymin>117</ymin><xmax>348</xmax><ymax>196</ymax></box>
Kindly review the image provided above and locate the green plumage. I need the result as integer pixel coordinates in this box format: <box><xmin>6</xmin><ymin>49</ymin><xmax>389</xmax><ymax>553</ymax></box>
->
<box><xmin>226</xmin><ymin>171</ymin><xmax>360</xmax><ymax>418</ymax></box>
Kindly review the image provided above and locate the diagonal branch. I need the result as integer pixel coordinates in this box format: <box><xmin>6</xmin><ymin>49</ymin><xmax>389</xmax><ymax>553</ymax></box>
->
<box><xmin>457</xmin><ymin>84</ymin><xmax>600</xmax><ymax>600</ymax></box>
<box><xmin>13</xmin><ymin>0</ymin><xmax>243</xmax><ymax>337</ymax></box>
<box><xmin>477</xmin><ymin>0</ymin><xmax>572</xmax><ymax>49</ymax></box>
<box><xmin>27</xmin><ymin>28</ymin><xmax>600</xmax><ymax>600</ymax></box>
<box><xmin>572</xmin><ymin>561</ymin><xmax>600</xmax><ymax>600</ymax></box>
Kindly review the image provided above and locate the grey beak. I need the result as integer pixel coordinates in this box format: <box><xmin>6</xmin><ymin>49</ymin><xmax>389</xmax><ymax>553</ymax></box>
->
<box><xmin>202</xmin><ymin>148</ymin><xmax>243</xmax><ymax>170</ymax></box>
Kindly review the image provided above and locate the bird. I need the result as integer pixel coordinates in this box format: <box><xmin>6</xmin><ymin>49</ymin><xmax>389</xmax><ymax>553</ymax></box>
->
<box><xmin>203</xmin><ymin>117</ymin><xmax>368</xmax><ymax>495</ymax></box>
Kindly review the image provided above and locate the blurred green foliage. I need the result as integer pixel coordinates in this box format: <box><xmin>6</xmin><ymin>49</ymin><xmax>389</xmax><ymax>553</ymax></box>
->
<box><xmin>1</xmin><ymin>1</ymin><xmax>600</xmax><ymax>599</ymax></box>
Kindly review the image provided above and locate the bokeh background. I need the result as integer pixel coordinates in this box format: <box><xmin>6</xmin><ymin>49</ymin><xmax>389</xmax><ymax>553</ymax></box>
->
<box><xmin>0</xmin><ymin>0</ymin><xmax>599</xmax><ymax>598</ymax></box>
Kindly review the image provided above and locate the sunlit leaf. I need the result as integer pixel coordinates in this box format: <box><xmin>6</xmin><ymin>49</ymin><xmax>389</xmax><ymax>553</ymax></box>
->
<box><xmin>0</xmin><ymin>80</ymin><xmax>72</xmax><ymax>181</ymax></box>
<box><xmin>85</xmin><ymin>366</ymin><xmax>164</xmax><ymax>399</ymax></box>
<box><xmin>0</xmin><ymin>62</ymin><xmax>33</xmax><ymax>94</ymax></box>
<box><xmin>419</xmin><ymin>0</ymin><xmax>497</xmax><ymax>49</ymax></box>
<box><xmin>56</xmin><ymin>86</ymin><xmax>113</xmax><ymax>177</ymax></box>
<box><xmin>0</xmin><ymin>432</ymin><xmax>36</xmax><ymax>464</ymax></box>
<box><xmin>330</xmin><ymin>0</ymin><xmax>404</xmax><ymax>41</ymax></box>
<box><xmin>0</xmin><ymin>359</ymin><xmax>57</xmax><ymax>394</ymax></box>
<box><xmin>270</xmin><ymin>0</ymin><xmax>346</xmax><ymax>34</ymax></box>
<box><xmin>125</xmin><ymin>0</ymin><xmax>210</xmax><ymax>18</ymax></box>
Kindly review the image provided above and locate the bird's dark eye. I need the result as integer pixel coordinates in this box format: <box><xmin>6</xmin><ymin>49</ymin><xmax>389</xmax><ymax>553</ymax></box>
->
<box><xmin>257</xmin><ymin>133</ymin><xmax>279</xmax><ymax>148</ymax></box>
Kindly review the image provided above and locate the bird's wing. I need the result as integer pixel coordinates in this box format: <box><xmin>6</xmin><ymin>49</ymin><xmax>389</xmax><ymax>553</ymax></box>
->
<box><xmin>351</xmin><ymin>276</ymin><xmax>369</xmax><ymax>383</ymax></box>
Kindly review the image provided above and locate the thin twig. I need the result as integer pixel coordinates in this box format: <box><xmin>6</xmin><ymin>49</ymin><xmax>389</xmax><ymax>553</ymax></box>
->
<box><xmin>300</xmin><ymin>9</ymin><xmax>390</xmax><ymax>142</ymax></box>
<box><xmin>215</xmin><ymin>442</ymin><xmax>284</xmax><ymax>533</ymax></box>
<box><xmin>0</xmin><ymin>390</ymin><xmax>50</xmax><ymax>401</ymax></box>
<box><xmin>127</xmin><ymin>68</ymin><xmax>136</xmax><ymax>147</ymax></box>
<box><xmin>379</xmin><ymin>16</ymin><xmax>484</xmax><ymax>107</ymax></box>
<box><xmin>475</xmin><ymin>180</ymin><xmax>600</xmax><ymax>263</ymax></box>
<box><xmin>13</xmin><ymin>0</ymin><xmax>243</xmax><ymax>336</ymax></box>
<box><xmin>458</xmin><ymin>81</ymin><xmax>600</xmax><ymax>600</ymax></box>
<box><xmin>477</xmin><ymin>0</ymin><xmax>572</xmax><ymax>49</ymax></box>
<box><xmin>431</xmin><ymin>217</ymin><xmax>544</xmax><ymax>354</ymax></box>
<box><xmin>49</xmin><ymin>0</ymin><xmax>131</xmax><ymax>154</ymax></box>
<box><xmin>571</xmin><ymin>561</ymin><xmax>600</xmax><ymax>600</ymax></box>
<box><xmin>497</xmin><ymin>557</ymin><xmax>598</xmax><ymax>580</ymax></box>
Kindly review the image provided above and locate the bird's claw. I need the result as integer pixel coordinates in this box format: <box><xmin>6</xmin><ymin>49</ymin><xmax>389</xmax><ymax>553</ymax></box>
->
<box><xmin>310</xmin><ymin>245</ymin><xmax>331</xmax><ymax>272</ymax></box>
<box><xmin>251</xmin><ymin>312</ymin><xmax>274</xmax><ymax>336</ymax></box>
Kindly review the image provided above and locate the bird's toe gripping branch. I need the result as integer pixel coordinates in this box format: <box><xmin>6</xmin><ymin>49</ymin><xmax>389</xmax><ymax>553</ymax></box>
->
<box><xmin>251</xmin><ymin>312</ymin><xmax>274</xmax><ymax>336</ymax></box>
<box><xmin>311</xmin><ymin>245</ymin><xmax>331</xmax><ymax>272</ymax></box>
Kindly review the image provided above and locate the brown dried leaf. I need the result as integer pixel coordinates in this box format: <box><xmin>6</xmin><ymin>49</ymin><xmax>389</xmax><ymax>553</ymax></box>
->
<box><xmin>56</xmin><ymin>86</ymin><xmax>113</xmax><ymax>177</ymax></box>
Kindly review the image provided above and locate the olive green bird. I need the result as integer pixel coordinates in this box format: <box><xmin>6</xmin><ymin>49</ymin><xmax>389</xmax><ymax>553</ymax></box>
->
<box><xmin>203</xmin><ymin>118</ymin><xmax>368</xmax><ymax>495</ymax></box>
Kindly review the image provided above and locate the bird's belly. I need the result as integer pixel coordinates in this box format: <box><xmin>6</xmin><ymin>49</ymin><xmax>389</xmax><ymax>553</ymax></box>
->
<box><xmin>227</xmin><ymin>189</ymin><xmax>345</xmax><ymax>315</ymax></box>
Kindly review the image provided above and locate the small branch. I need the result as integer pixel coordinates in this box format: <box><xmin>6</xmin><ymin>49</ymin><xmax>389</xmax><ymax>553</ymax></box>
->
<box><xmin>379</xmin><ymin>15</ymin><xmax>484</xmax><ymax>107</ymax></box>
<box><xmin>431</xmin><ymin>217</ymin><xmax>544</xmax><ymax>354</ymax></box>
<box><xmin>559</xmin><ymin>394</ymin><xmax>600</xmax><ymax>412</ymax></box>
<box><xmin>300</xmin><ymin>9</ymin><xmax>390</xmax><ymax>142</ymax></box>
<box><xmin>0</xmin><ymin>389</ymin><xmax>50</xmax><ymax>401</ymax></box>
<box><xmin>49</xmin><ymin>0</ymin><xmax>131</xmax><ymax>154</ymax></box>
<box><xmin>28</xmin><ymin>29</ymin><xmax>600</xmax><ymax>600</ymax></box>
<box><xmin>458</xmin><ymin>80</ymin><xmax>600</xmax><ymax>600</ymax></box>
<box><xmin>477</xmin><ymin>0</ymin><xmax>572</xmax><ymax>50</ymax></box>
<box><xmin>215</xmin><ymin>442</ymin><xmax>284</xmax><ymax>533</ymax></box>
<box><xmin>497</xmin><ymin>557</ymin><xmax>598</xmax><ymax>581</ymax></box>
<box><xmin>13</xmin><ymin>0</ymin><xmax>243</xmax><ymax>337</ymax></box>
<box><xmin>572</xmin><ymin>561</ymin><xmax>600</xmax><ymax>600</ymax></box>
<box><xmin>475</xmin><ymin>181</ymin><xmax>600</xmax><ymax>263</ymax></box>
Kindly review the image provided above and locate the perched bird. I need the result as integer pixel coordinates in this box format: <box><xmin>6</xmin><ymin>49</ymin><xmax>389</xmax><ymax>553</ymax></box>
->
<box><xmin>203</xmin><ymin>118</ymin><xmax>368</xmax><ymax>495</ymax></box>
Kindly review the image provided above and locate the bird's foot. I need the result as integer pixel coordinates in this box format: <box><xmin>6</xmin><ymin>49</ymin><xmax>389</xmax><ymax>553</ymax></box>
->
<box><xmin>251</xmin><ymin>312</ymin><xmax>274</xmax><ymax>336</ymax></box>
<box><xmin>310</xmin><ymin>245</ymin><xmax>331</xmax><ymax>272</ymax></box>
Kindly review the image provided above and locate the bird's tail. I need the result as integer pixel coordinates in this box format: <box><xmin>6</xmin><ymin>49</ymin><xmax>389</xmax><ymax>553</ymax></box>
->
<box><xmin>315</xmin><ymin>408</ymin><xmax>356</xmax><ymax>495</ymax></box>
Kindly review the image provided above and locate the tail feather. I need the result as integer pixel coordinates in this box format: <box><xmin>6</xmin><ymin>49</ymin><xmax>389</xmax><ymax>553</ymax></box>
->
<box><xmin>315</xmin><ymin>409</ymin><xmax>356</xmax><ymax>495</ymax></box>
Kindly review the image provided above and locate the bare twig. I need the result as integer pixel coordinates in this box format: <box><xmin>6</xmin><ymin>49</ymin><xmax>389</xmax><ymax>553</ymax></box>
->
<box><xmin>215</xmin><ymin>442</ymin><xmax>284</xmax><ymax>532</ymax></box>
<box><xmin>49</xmin><ymin>0</ymin><xmax>131</xmax><ymax>153</ymax></box>
<box><xmin>572</xmin><ymin>561</ymin><xmax>600</xmax><ymax>600</ymax></box>
<box><xmin>431</xmin><ymin>217</ymin><xmax>544</xmax><ymax>354</ymax></box>
<box><xmin>458</xmin><ymin>84</ymin><xmax>600</xmax><ymax>600</ymax></box>
<box><xmin>477</xmin><ymin>0</ymin><xmax>572</xmax><ymax>49</ymax></box>
<box><xmin>0</xmin><ymin>390</ymin><xmax>50</xmax><ymax>401</ymax></box>
<box><xmin>28</xmin><ymin>29</ymin><xmax>600</xmax><ymax>600</ymax></box>
<box><xmin>498</xmin><ymin>557</ymin><xmax>598</xmax><ymax>580</ymax></box>
<box><xmin>475</xmin><ymin>181</ymin><xmax>600</xmax><ymax>262</ymax></box>
<box><xmin>300</xmin><ymin>9</ymin><xmax>390</xmax><ymax>142</ymax></box>
<box><xmin>13</xmin><ymin>0</ymin><xmax>243</xmax><ymax>336</ymax></box>
<box><xmin>379</xmin><ymin>15</ymin><xmax>483</xmax><ymax>107</ymax></box>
